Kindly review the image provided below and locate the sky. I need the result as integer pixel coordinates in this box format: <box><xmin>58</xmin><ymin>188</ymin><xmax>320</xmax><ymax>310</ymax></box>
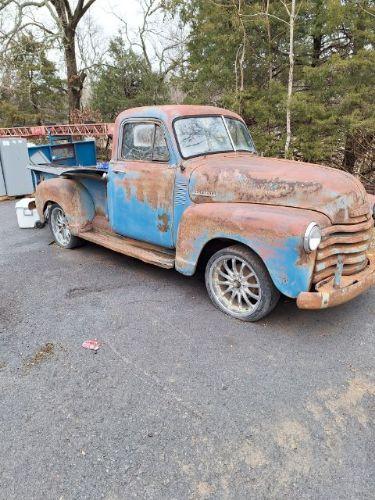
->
<box><xmin>2</xmin><ymin>0</ymin><xmax>146</xmax><ymax>49</ymax></box>
<box><xmin>1</xmin><ymin>0</ymin><xmax>180</xmax><ymax>74</ymax></box>
<box><xmin>90</xmin><ymin>0</ymin><xmax>145</xmax><ymax>39</ymax></box>
<box><xmin>80</xmin><ymin>0</ymin><xmax>184</xmax><ymax>74</ymax></box>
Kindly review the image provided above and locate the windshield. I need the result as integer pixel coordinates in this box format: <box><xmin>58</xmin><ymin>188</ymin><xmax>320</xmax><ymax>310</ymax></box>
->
<box><xmin>174</xmin><ymin>115</ymin><xmax>256</xmax><ymax>159</ymax></box>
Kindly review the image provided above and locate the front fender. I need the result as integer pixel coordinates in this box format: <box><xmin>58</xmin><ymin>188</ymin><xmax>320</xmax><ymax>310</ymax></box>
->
<box><xmin>35</xmin><ymin>178</ymin><xmax>95</xmax><ymax>234</ymax></box>
<box><xmin>175</xmin><ymin>203</ymin><xmax>330</xmax><ymax>298</ymax></box>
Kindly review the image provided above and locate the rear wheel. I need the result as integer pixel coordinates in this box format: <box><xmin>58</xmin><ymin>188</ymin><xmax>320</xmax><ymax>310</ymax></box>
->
<box><xmin>49</xmin><ymin>204</ymin><xmax>81</xmax><ymax>249</ymax></box>
<box><xmin>205</xmin><ymin>245</ymin><xmax>280</xmax><ymax>321</ymax></box>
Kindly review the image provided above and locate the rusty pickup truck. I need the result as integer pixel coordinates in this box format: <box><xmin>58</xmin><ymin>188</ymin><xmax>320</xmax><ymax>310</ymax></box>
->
<box><xmin>31</xmin><ymin>105</ymin><xmax>375</xmax><ymax>321</ymax></box>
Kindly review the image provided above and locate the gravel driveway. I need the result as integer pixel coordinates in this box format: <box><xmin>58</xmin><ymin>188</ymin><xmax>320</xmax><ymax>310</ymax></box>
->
<box><xmin>0</xmin><ymin>200</ymin><xmax>374</xmax><ymax>499</ymax></box>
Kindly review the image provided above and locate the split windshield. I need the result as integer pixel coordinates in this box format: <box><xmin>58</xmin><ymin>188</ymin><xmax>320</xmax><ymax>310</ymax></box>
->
<box><xmin>174</xmin><ymin>116</ymin><xmax>256</xmax><ymax>159</ymax></box>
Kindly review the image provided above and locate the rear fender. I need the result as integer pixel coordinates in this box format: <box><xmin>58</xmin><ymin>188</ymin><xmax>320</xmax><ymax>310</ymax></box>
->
<box><xmin>175</xmin><ymin>203</ymin><xmax>330</xmax><ymax>298</ymax></box>
<box><xmin>35</xmin><ymin>178</ymin><xmax>95</xmax><ymax>234</ymax></box>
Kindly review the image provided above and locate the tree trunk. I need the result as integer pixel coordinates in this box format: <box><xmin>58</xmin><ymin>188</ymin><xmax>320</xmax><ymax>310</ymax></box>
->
<box><xmin>343</xmin><ymin>134</ymin><xmax>356</xmax><ymax>174</ymax></box>
<box><xmin>234</xmin><ymin>0</ymin><xmax>246</xmax><ymax>114</ymax></box>
<box><xmin>284</xmin><ymin>0</ymin><xmax>296</xmax><ymax>159</ymax></box>
<box><xmin>265</xmin><ymin>0</ymin><xmax>273</xmax><ymax>84</ymax></box>
<box><xmin>311</xmin><ymin>0</ymin><xmax>323</xmax><ymax>67</ymax></box>
<box><xmin>312</xmin><ymin>34</ymin><xmax>322</xmax><ymax>67</ymax></box>
<box><xmin>63</xmin><ymin>27</ymin><xmax>84</xmax><ymax>118</ymax></box>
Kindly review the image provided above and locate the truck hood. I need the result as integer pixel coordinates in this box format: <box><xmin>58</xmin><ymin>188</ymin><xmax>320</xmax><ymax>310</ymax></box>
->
<box><xmin>188</xmin><ymin>153</ymin><xmax>370</xmax><ymax>224</ymax></box>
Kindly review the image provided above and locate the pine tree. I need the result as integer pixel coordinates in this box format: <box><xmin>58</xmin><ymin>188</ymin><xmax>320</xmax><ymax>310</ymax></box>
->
<box><xmin>164</xmin><ymin>0</ymin><xmax>374</xmax><ymax>179</ymax></box>
<box><xmin>91</xmin><ymin>37</ymin><xmax>169</xmax><ymax>121</ymax></box>
<box><xmin>0</xmin><ymin>33</ymin><xmax>67</xmax><ymax>126</ymax></box>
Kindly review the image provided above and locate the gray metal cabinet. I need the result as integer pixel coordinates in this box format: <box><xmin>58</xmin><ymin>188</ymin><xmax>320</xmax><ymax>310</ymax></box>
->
<box><xmin>0</xmin><ymin>138</ymin><xmax>34</xmax><ymax>196</ymax></box>
<box><xmin>0</xmin><ymin>160</ymin><xmax>5</xmax><ymax>195</ymax></box>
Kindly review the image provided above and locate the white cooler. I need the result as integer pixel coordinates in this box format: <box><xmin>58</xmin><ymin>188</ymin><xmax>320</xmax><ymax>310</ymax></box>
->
<box><xmin>15</xmin><ymin>198</ymin><xmax>41</xmax><ymax>228</ymax></box>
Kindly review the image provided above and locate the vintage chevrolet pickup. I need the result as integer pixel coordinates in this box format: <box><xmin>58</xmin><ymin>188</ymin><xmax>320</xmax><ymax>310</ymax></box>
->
<box><xmin>31</xmin><ymin>105</ymin><xmax>375</xmax><ymax>321</ymax></box>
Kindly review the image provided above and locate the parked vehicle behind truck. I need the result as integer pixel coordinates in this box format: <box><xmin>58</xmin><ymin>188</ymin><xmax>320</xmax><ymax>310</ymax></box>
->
<box><xmin>30</xmin><ymin>105</ymin><xmax>375</xmax><ymax>321</ymax></box>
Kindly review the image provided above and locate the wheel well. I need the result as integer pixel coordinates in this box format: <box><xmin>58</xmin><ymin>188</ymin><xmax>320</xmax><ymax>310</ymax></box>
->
<box><xmin>195</xmin><ymin>238</ymin><xmax>281</xmax><ymax>299</ymax></box>
<box><xmin>196</xmin><ymin>238</ymin><xmax>242</xmax><ymax>272</ymax></box>
<box><xmin>43</xmin><ymin>200</ymin><xmax>55</xmax><ymax>220</ymax></box>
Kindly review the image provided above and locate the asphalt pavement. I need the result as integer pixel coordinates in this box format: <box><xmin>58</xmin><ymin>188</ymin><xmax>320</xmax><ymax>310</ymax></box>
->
<box><xmin>0</xmin><ymin>199</ymin><xmax>374</xmax><ymax>499</ymax></box>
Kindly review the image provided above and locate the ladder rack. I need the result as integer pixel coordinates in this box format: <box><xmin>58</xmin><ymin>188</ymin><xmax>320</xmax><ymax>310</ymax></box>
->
<box><xmin>0</xmin><ymin>123</ymin><xmax>114</xmax><ymax>139</ymax></box>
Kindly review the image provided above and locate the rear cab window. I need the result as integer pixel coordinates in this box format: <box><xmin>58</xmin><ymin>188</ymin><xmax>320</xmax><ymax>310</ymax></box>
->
<box><xmin>121</xmin><ymin>122</ymin><xmax>169</xmax><ymax>162</ymax></box>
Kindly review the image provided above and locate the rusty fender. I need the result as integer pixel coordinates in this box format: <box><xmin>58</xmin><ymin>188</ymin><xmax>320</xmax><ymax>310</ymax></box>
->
<box><xmin>35</xmin><ymin>177</ymin><xmax>95</xmax><ymax>234</ymax></box>
<box><xmin>175</xmin><ymin>203</ymin><xmax>330</xmax><ymax>298</ymax></box>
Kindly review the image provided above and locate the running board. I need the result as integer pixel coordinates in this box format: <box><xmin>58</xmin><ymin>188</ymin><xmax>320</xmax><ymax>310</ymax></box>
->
<box><xmin>78</xmin><ymin>229</ymin><xmax>175</xmax><ymax>269</ymax></box>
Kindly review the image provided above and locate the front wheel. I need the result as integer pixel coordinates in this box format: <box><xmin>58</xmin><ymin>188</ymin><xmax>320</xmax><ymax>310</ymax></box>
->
<box><xmin>49</xmin><ymin>204</ymin><xmax>82</xmax><ymax>249</ymax></box>
<box><xmin>205</xmin><ymin>245</ymin><xmax>280</xmax><ymax>322</ymax></box>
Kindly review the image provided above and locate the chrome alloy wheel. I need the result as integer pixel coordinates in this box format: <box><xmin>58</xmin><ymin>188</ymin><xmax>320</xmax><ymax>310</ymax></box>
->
<box><xmin>51</xmin><ymin>207</ymin><xmax>71</xmax><ymax>247</ymax></box>
<box><xmin>209</xmin><ymin>255</ymin><xmax>262</xmax><ymax>317</ymax></box>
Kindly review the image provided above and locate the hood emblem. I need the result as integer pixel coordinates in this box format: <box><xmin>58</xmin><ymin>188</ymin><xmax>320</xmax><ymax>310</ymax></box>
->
<box><xmin>192</xmin><ymin>191</ymin><xmax>216</xmax><ymax>198</ymax></box>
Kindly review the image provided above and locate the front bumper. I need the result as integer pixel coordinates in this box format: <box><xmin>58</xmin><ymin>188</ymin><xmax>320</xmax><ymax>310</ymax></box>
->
<box><xmin>297</xmin><ymin>253</ymin><xmax>375</xmax><ymax>310</ymax></box>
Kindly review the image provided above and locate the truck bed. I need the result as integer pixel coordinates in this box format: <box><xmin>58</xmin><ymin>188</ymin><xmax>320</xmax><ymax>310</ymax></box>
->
<box><xmin>29</xmin><ymin>164</ymin><xmax>105</xmax><ymax>177</ymax></box>
<box><xmin>30</xmin><ymin>163</ymin><xmax>109</xmax><ymax>219</ymax></box>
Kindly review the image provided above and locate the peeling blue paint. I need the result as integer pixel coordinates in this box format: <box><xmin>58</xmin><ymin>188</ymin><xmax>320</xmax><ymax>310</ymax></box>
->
<box><xmin>172</xmin><ymin>172</ymin><xmax>192</xmax><ymax>244</ymax></box>
<box><xmin>176</xmin><ymin>230</ymin><xmax>312</xmax><ymax>298</ymax></box>
<box><xmin>31</xmin><ymin>106</ymin><xmax>319</xmax><ymax>301</ymax></box>
<box><xmin>79</xmin><ymin>177</ymin><xmax>107</xmax><ymax>217</ymax></box>
<box><xmin>107</xmin><ymin>170</ymin><xmax>174</xmax><ymax>248</ymax></box>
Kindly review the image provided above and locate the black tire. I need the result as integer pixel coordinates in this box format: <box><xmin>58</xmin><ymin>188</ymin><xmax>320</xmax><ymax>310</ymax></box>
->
<box><xmin>48</xmin><ymin>203</ymin><xmax>82</xmax><ymax>249</ymax></box>
<box><xmin>205</xmin><ymin>244</ymin><xmax>280</xmax><ymax>322</ymax></box>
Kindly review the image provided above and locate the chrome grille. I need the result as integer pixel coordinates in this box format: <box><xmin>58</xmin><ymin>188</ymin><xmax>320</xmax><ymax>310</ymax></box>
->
<box><xmin>313</xmin><ymin>213</ymin><xmax>374</xmax><ymax>285</ymax></box>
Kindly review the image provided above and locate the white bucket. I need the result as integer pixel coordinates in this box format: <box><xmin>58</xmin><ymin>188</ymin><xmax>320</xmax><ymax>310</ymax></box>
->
<box><xmin>15</xmin><ymin>198</ymin><xmax>41</xmax><ymax>229</ymax></box>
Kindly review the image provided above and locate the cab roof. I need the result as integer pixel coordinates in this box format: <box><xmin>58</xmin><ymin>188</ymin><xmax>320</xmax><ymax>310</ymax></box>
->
<box><xmin>115</xmin><ymin>105</ymin><xmax>243</xmax><ymax>127</ymax></box>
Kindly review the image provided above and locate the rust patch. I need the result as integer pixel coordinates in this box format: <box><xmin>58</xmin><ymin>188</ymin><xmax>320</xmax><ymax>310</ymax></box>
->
<box><xmin>113</xmin><ymin>162</ymin><xmax>174</xmax><ymax>210</ymax></box>
<box><xmin>78</xmin><ymin>229</ymin><xmax>175</xmax><ymax>269</ymax></box>
<box><xmin>157</xmin><ymin>213</ymin><xmax>169</xmax><ymax>232</ymax></box>
<box><xmin>176</xmin><ymin>202</ymin><xmax>328</xmax><ymax>265</ymax></box>
<box><xmin>188</xmin><ymin>153</ymin><xmax>368</xmax><ymax>224</ymax></box>
<box><xmin>297</xmin><ymin>252</ymin><xmax>375</xmax><ymax>309</ymax></box>
<box><xmin>23</xmin><ymin>343</ymin><xmax>54</xmax><ymax>370</ymax></box>
<box><xmin>35</xmin><ymin>177</ymin><xmax>95</xmax><ymax>233</ymax></box>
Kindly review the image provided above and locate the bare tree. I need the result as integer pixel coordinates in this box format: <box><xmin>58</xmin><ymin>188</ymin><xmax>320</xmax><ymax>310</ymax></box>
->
<box><xmin>283</xmin><ymin>0</ymin><xmax>296</xmax><ymax>158</ymax></box>
<box><xmin>239</xmin><ymin>0</ymin><xmax>298</xmax><ymax>155</ymax></box>
<box><xmin>233</xmin><ymin>0</ymin><xmax>246</xmax><ymax>105</ymax></box>
<box><xmin>231</xmin><ymin>1</ymin><xmax>276</xmax><ymax>111</ymax></box>
<box><xmin>51</xmin><ymin>0</ymin><xmax>97</xmax><ymax>114</ymax></box>
<box><xmin>1</xmin><ymin>0</ymin><xmax>97</xmax><ymax>117</ymax></box>
<box><xmin>115</xmin><ymin>0</ymin><xmax>187</xmax><ymax>81</ymax></box>
<box><xmin>76</xmin><ymin>12</ymin><xmax>107</xmax><ymax>83</ymax></box>
<box><xmin>265</xmin><ymin>0</ymin><xmax>273</xmax><ymax>85</ymax></box>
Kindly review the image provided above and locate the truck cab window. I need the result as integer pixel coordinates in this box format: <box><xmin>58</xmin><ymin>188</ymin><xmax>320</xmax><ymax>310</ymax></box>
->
<box><xmin>153</xmin><ymin>125</ymin><xmax>169</xmax><ymax>162</ymax></box>
<box><xmin>122</xmin><ymin>122</ymin><xmax>169</xmax><ymax>162</ymax></box>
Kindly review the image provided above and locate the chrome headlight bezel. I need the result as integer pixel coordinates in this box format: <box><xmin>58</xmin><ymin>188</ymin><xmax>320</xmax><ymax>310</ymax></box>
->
<box><xmin>304</xmin><ymin>222</ymin><xmax>322</xmax><ymax>253</ymax></box>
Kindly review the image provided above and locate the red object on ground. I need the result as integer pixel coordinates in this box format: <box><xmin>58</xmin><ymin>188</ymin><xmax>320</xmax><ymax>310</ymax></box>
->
<box><xmin>82</xmin><ymin>339</ymin><xmax>102</xmax><ymax>351</ymax></box>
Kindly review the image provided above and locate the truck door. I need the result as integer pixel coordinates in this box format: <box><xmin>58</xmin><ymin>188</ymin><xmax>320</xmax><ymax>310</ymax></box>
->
<box><xmin>108</xmin><ymin>120</ymin><xmax>175</xmax><ymax>248</ymax></box>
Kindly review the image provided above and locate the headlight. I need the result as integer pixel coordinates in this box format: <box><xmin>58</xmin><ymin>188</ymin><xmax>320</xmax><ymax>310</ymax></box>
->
<box><xmin>304</xmin><ymin>223</ymin><xmax>322</xmax><ymax>252</ymax></box>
